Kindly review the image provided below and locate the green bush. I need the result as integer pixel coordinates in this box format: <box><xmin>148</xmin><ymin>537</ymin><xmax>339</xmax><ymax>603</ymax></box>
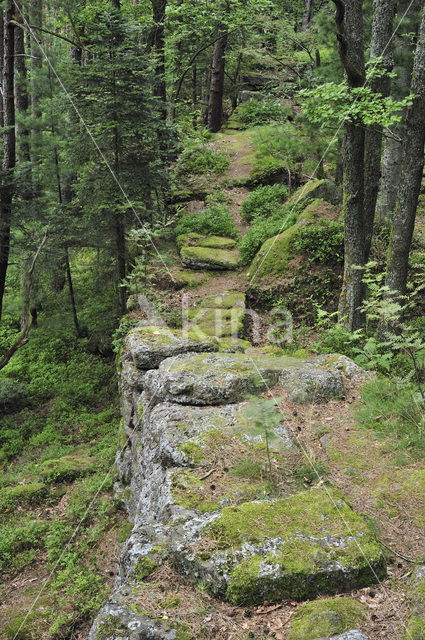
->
<box><xmin>356</xmin><ymin>377</ymin><xmax>425</xmax><ymax>450</ymax></box>
<box><xmin>251</xmin><ymin>124</ymin><xmax>312</xmax><ymax>183</ymax></box>
<box><xmin>241</xmin><ymin>184</ymin><xmax>288</xmax><ymax>221</ymax></box>
<box><xmin>176</xmin><ymin>144</ymin><xmax>230</xmax><ymax>176</ymax></box>
<box><xmin>175</xmin><ymin>203</ymin><xmax>238</xmax><ymax>239</ymax></box>
<box><xmin>237</xmin><ymin>99</ymin><xmax>292</xmax><ymax>128</ymax></box>
<box><xmin>291</xmin><ymin>221</ymin><xmax>344</xmax><ymax>264</ymax></box>
<box><xmin>0</xmin><ymin>378</ymin><xmax>30</xmax><ymax>413</ymax></box>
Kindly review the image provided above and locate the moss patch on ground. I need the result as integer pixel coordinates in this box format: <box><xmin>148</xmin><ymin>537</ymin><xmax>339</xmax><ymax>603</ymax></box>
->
<box><xmin>374</xmin><ymin>468</ymin><xmax>425</xmax><ymax>527</ymax></box>
<box><xmin>288</xmin><ymin>597</ymin><xmax>367</xmax><ymax>640</ymax></box>
<box><xmin>0</xmin><ymin>482</ymin><xmax>47</xmax><ymax>511</ymax></box>
<box><xmin>39</xmin><ymin>454</ymin><xmax>98</xmax><ymax>483</ymax></box>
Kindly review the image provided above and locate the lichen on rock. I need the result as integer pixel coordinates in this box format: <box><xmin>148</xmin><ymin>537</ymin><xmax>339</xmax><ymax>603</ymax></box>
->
<box><xmin>288</xmin><ymin>597</ymin><xmax>367</xmax><ymax>640</ymax></box>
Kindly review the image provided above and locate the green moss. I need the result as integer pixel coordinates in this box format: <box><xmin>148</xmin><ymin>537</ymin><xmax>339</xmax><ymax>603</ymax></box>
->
<box><xmin>180</xmin><ymin>246</ymin><xmax>241</xmax><ymax>269</ymax></box>
<box><xmin>178</xmin><ymin>441</ymin><xmax>203</xmax><ymax>464</ymax></box>
<box><xmin>160</xmin><ymin>596</ymin><xmax>181</xmax><ymax>609</ymax></box>
<box><xmin>119</xmin><ymin>418</ymin><xmax>126</xmax><ymax>449</ymax></box>
<box><xmin>286</xmin><ymin>179</ymin><xmax>338</xmax><ymax>208</ymax></box>
<box><xmin>96</xmin><ymin>615</ymin><xmax>128</xmax><ymax>640</ymax></box>
<box><xmin>188</xmin><ymin>306</ymin><xmax>245</xmax><ymax>338</ymax></box>
<box><xmin>199</xmin><ymin>291</ymin><xmax>246</xmax><ymax>309</ymax></box>
<box><xmin>177</xmin><ymin>233</ymin><xmax>237</xmax><ymax>250</ymax></box>
<box><xmin>134</xmin><ymin>556</ymin><xmax>157</xmax><ymax>582</ymax></box>
<box><xmin>246</xmin><ymin>223</ymin><xmax>300</xmax><ymax>280</ymax></box>
<box><xmin>404</xmin><ymin>615</ymin><xmax>425</xmax><ymax>640</ymax></box>
<box><xmin>172</xmin><ymin>471</ymin><xmax>220</xmax><ymax>513</ymax></box>
<box><xmin>198</xmin><ymin>488</ymin><xmax>386</xmax><ymax>604</ymax></box>
<box><xmin>39</xmin><ymin>454</ymin><xmax>97</xmax><ymax>483</ymax></box>
<box><xmin>117</xmin><ymin>520</ymin><xmax>133</xmax><ymax>543</ymax></box>
<box><xmin>172</xmin><ymin>270</ymin><xmax>211</xmax><ymax>289</ymax></box>
<box><xmin>288</xmin><ymin>597</ymin><xmax>367</xmax><ymax>640</ymax></box>
<box><xmin>374</xmin><ymin>469</ymin><xmax>425</xmax><ymax>527</ymax></box>
<box><xmin>0</xmin><ymin>483</ymin><xmax>47</xmax><ymax>511</ymax></box>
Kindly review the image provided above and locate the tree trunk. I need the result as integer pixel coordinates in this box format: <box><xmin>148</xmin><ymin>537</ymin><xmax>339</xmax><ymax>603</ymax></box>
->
<box><xmin>332</xmin><ymin>0</ymin><xmax>366</xmax><ymax>331</ymax></box>
<box><xmin>363</xmin><ymin>0</ymin><xmax>396</xmax><ymax>257</ymax></box>
<box><xmin>378</xmin><ymin>0</ymin><xmax>422</xmax><ymax>222</ymax></box>
<box><xmin>0</xmin><ymin>12</ymin><xmax>4</xmax><ymax>129</ymax></box>
<box><xmin>207</xmin><ymin>28</ymin><xmax>228</xmax><ymax>133</ymax></box>
<box><xmin>150</xmin><ymin>0</ymin><xmax>167</xmax><ymax>115</ymax></box>
<box><xmin>302</xmin><ymin>0</ymin><xmax>314</xmax><ymax>30</ymax></box>
<box><xmin>65</xmin><ymin>247</ymin><xmax>81</xmax><ymax>337</ymax></box>
<box><xmin>30</xmin><ymin>0</ymin><xmax>42</xmax><ymax>162</ymax></box>
<box><xmin>0</xmin><ymin>3</ymin><xmax>16</xmax><ymax>320</ymax></box>
<box><xmin>14</xmin><ymin>2</ymin><xmax>30</xmax><ymax>162</ymax></box>
<box><xmin>384</xmin><ymin>8</ymin><xmax>425</xmax><ymax>302</ymax></box>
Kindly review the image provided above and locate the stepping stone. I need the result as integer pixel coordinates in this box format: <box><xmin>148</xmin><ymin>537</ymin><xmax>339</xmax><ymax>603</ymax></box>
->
<box><xmin>181</xmin><ymin>245</ymin><xmax>240</xmax><ymax>270</ymax></box>
<box><xmin>171</xmin><ymin>487</ymin><xmax>386</xmax><ymax>606</ymax></box>
<box><xmin>143</xmin><ymin>352</ymin><xmax>303</xmax><ymax>406</ymax></box>
<box><xmin>288</xmin><ymin>597</ymin><xmax>367</xmax><ymax>640</ymax></box>
<box><xmin>143</xmin><ymin>351</ymin><xmax>346</xmax><ymax>406</ymax></box>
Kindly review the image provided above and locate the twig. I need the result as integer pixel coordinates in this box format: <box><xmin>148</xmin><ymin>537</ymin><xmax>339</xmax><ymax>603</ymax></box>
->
<box><xmin>198</xmin><ymin>468</ymin><xmax>216</xmax><ymax>481</ymax></box>
<box><xmin>377</xmin><ymin>539</ymin><xmax>414</xmax><ymax>563</ymax></box>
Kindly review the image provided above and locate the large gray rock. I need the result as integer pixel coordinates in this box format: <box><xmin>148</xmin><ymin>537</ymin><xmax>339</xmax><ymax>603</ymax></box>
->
<box><xmin>124</xmin><ymin>325</ymin><xmax>220</xmax><ymax>371</ymax></box>
<box><xmin>308</xmin><ymin>354</ymin><xmax>369</xmax><ymax>380</ymax></box>
<box><xmin>280</xmin><ymin>367</ymin><xmax>344</xmax><ymax>404</ymax></box>
<box><xmin>143</xmin><ymin>352</ymin><xmax>305</xmax><ymax>406</ymax></box>
<box><xmin>88</xmin><ymin>588</ymin><xmax>179</xmax><ymax>640</ymax></box>
<box><xmin>171</xmin><ymin>487</ymin><xmax>386</xmax><ymax>606</ymax></box>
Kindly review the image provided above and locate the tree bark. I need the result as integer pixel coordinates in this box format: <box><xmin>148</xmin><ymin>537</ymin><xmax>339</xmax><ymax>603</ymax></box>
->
<box><xmin>150</xmin><ymin>0</ymin><xmax>167</xmax><ymax>115</ymax></box>
<box><xmin>14</xmin><ymin>2</ymin><xmax>31</xmax><ymax>163</ymax></box>
<box><xmin>30</xmin><ymin>0</ymin><xmax>42</xmax><ymax>162</ymax></box>
<box><xmin>384</xmin><ymin>8</ymin><xmax>425</xmax><ymax>302</ymax></box>
<box><xmin>378</xmin><ymin>0</ymin><xmax>422</xmax><ymax>222</ymax></box>
<box><xmin>0</xmin><ymin>2</ymin><xmax>16</xmax><ymax>320</ymax></box>
<box><xmin>363</xmin><ymin>0</ymin><xmax>396</xmax><ymax>257</ymax></box>
<box><xmin>207</xmin><ymin>27</ymin><xmax>228</xmax><ymax>133</ymax></box>
<box><xmin>302</xmin><ymin>0</ymin><xmax>314</xmax><ymax>30</ymax></box>
<box><xmin>332</xmin><ymin>0</ymin><xmax>366</xmax><ymax>331</ymax></box>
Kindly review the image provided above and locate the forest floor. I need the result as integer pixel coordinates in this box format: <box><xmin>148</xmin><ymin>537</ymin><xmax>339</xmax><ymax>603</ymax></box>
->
<box><xmin>1</xmin><ymin>120</ymin><xmax>425</xmax><ymax>640</ymax></box>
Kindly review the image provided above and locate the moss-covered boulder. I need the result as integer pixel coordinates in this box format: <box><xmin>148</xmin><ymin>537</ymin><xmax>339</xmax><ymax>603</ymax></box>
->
<box><xmin>288</xmin><ymin>598</ymin><xmax>367</xmax><ymax>640</ymax></box>
<box><xmin>176</xmin><ymin>232</ymin><xmax>237</xmax><ymax>250</ymax></box>
<box><xmin>188</xmin><ymin>306</ymin><xmax>245</xmax><ymax>338</ymax></box>
<box><xmin>125</xmin><ymin>325</ymin><xmax>220</xmax><ymax>371</ymax></box>
<box><xmin>171</xmin><ymin>269</ymin><xmax>211</xmax><ymax>289</ymax></box>
<box><xmin>199</xmin><ymin>290</ymin><xmax>245</xmax><ymax>309</ymax></box>
<box><xmin>171</xmin><ymin>487</ymin><xmax>386</xmax><ymax>606</ymax></box>
<box><xmin>0</xmin><ymin>482</ymin><xmax>47</xmax><ymax>511</ymax></box>
<box><xmin>246</xmin><ymin>198</ymin><xmax>340</xmax><ymax>280</ymax></box>
<box><xmin>404</xmin><ymin>566</ymin><xmax>425</xmax><ymax>640</ymax></box>
<box><xmin>280</xmin><ymin>367</ymin><xmax>344</xmax><ymax>404</ymax></box>
<box><xmin>143</xmin><ymin>352</ymin><xmax>304</xmax><ymax>406</ymax></box>
<box><xmin>287</xmin><ymin>178</ymin><xmax>340</xmax><ymax>208</ymax></box>
<box><xmin>180</xmin><ymin>245</ymin><xmax>241</xmax><ymax>270</ymax></box>
<box><xmin>39</xmin><ymin>454</ymin><xmax>97</xmax><ymax>483</ymax></box>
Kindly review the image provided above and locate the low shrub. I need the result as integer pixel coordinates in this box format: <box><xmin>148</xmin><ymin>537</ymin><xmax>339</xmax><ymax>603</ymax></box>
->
<box><xmin>176</xmin><ymin>144</ymin><xmax>230</xmax><ymax>176</ymax></box>
<box><xmin>175</xmin><ymin>203</ymin><xmax>238</xmax><ymax>239</ymax></box>
<box><xmin>356</xmin><ymin>376</ymin><xmax>425</xmax><ymax>450</ymax></box>
<box><xmin>237</xmin><ymin>98</ymin><xmax>292</xmax><ymax>128</ymax></box>
<box><xmin>0</xmin><ymin>378</ymin><xmax>30</xmax><ymax>414</ymax></box>
<box><xmin>251</xmin><ymin>123</ymin><xmax>312</xmax><ymax>184</ymax></box>
<box><xmin>241</xmin><ymin>184</ymin><xmax>288</xmax><ymax>221</ymax></box>
<box><xmin>291</xmin><ymin>221</ymin><xmax>344</xmax><ymax>264</ymax></box>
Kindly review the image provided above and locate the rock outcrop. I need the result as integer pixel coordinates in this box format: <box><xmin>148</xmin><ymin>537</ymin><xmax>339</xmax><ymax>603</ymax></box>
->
<box><xmin>89</xmin><ymin>324</ymin><xmax>382</xmax><ymax>640</ymax></box>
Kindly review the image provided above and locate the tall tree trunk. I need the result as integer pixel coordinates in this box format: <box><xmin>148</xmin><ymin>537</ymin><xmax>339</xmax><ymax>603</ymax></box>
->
<box><xmin>207</xmin><ymin>27</ymin><xmax>228</xmax><ymax>133</ymax></box>
<box><xmin>378</xmin><ymin>0</ymin><xmax>422</xmax><ymax>222</ymax></box>
<box><xmin>0</xmin><ymin>12</ymin><xmax>4</xmax><ymax>129</ymax></box>
<box><xmin>0</xmin><ymin>2</ymin><xmax>16</xmax><ymax>320</ymax></box>
<box><xmin>14</xmin><ymin>2</ymin><xmax>31</xmax><ymax>163</ymax></box>
<box><xmin>332</xmin><ymin>0</ymin><xmax>366</xmax><ymax>331</ymax></box>
<box><xmin>302</xmin><ymin>0</ymin><xmax>314</xmax><ymax>30</ymax></box>
<box><xmin>363</xmin><ymin>0</ymin><xmax>396</xmax><ymax>257</ymax></box>
<box><xmin>30</xmin><ymin>0</ymin><xmax>42</xmax><ymax>162</ymax></box>
<box><xmin>384</xmin><ymin>8</ymin><xmax>425</xmax><ymax>303</ymax></box>
<box><xmin>150</xmin><ymin>0</ymin><xmax>167</xmax><ymax>116</ymax></box>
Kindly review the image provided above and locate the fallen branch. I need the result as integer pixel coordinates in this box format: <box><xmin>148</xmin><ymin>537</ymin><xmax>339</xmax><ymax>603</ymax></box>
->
<box><xmin>0</xmin><ymin>229</ymin><xmax>48</xmax><ymax>371</ymax></box>
<box><xmin>377</xmin><ymin>539</ymin><xmax>414</xmax><ymax>563</ymax></box>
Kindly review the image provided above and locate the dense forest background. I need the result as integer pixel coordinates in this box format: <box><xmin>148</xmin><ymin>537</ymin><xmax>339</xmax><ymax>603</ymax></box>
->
<box><xmin>1</xmin><ymin>0</ymin><xmax>425</xmax><ymax>638</ymax></box>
